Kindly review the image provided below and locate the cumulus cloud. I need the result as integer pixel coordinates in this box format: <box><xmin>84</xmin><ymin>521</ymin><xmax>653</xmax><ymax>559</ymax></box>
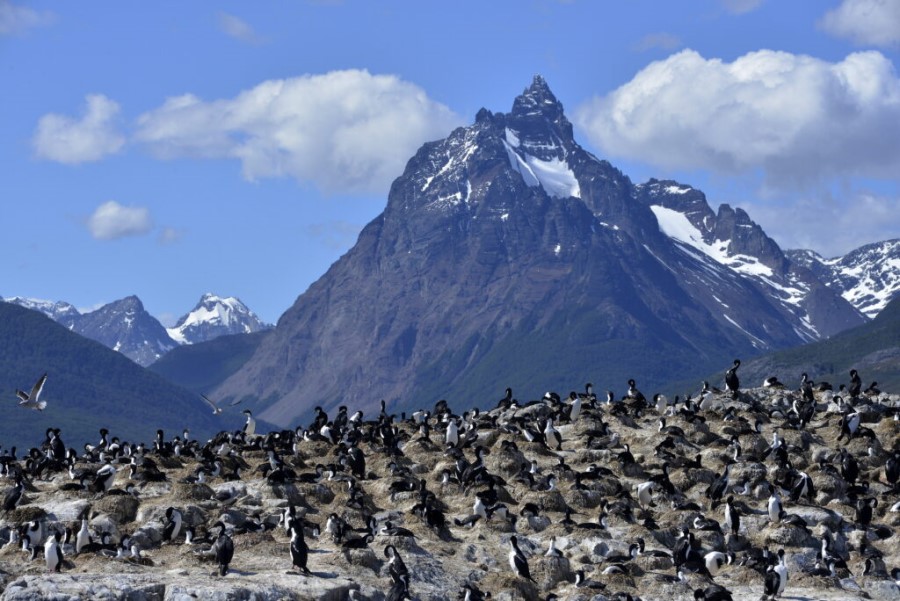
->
<box><xmin>86</xmin><ymin>201</ymin><xmax>153</xmax><ymax>241</ymax></box>
<box><xmin>574</xmin><ymin>49</ymin><xmax>900</xmax><ymax>188</ymax></box>
<box><xmin>33</xmin><ymin>94</ymin><xmax>125</xmax><ymax>164</ymax></box>
<box><xmin>0</xmin><ymin>1</ymin><xmax>54</xmax><ymax>36</ymax></box>
<box><xmin>750</xmin><ymin>191</ymin><xmax>900</xmax><ymax>257</ymax></box>
<box><xmin>216</xmin><ymin>12</ymin><xmax>263</xmax><ymax>44</ymax></box>
<box><xmin>134</xmin><ymin>69</ymin><xmax>463</xmax><ymax>194</ymax></box>
<box><xmin>819</xmin><ymin>0</ymin><xmax>900</xmax><ymax>47</ymax></box>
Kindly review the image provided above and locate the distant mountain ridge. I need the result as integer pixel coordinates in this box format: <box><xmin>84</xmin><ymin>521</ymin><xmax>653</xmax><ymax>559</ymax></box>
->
<box><xmin>1</xmin><ymin>293</ymin><xmax>271</xmax><ymax>366</ymax></box>
<box><xmin>786</xmin><ymin>239</ymin><xmax>900</xmax><ymax>320</ymax></box>
<box><xmin>212</xmin><ymin>76</ymin><xmax>890</xmax><ymax>427</ymax></box>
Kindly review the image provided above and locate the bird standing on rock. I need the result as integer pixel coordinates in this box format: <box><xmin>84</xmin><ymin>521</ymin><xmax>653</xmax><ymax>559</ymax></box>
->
<box><xmin>211</xmin><ymin>521</ymin><xmax>234</xmax><ymax>576</ymax></box>
<box><xmin>290</xmin><ymin>521</ymin><xmax>310</xmax><ymax>575</ymax></box>
<box><xmin>508</xmin><ymin>535</ymin><xmax>535</xmax><ymax>582</ymax></box>
<box><xmin>724</xmin><ymin>359</ymin><xmax>740</xmax><ymax>399</ymax></box>
<box><xmin>44</xmin><ymin>530</ymin><xmax>64</xmax><ymax>572</ymax></box>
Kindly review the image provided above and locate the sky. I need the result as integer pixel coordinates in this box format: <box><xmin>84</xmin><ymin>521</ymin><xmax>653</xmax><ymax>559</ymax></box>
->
<box><xmin>2</xmin><ymin>0</ymin><xmax>899</xmax><ymax>326</ymax></box>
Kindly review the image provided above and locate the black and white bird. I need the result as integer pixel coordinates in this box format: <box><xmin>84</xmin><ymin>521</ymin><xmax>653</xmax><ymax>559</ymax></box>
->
<box><xmin>2</xmin><ymin>475</ymin><xmax>24</xmax><ymax>513</ymax></box>
<box><xmin>724</xmin><ymin>359</ymin><xmax>740</xmax><ymax>399</ymax></box>
<box><xmin>693</xmin><ymin>584</ymin><xmax>734</xmax><ymax>601</ymax></box>
<box><xmin>723</xmin><ymin>496</ymin><xmax>740</xmax><ymax>536</ymax></box>
<box><xmin>211</xmin><ymin>521</ymin><xmax>234</xmax><ymax>576</ymax></box>
<box><xmin>290</xmin><ymin>522</ymin><xmax>310</xmax><ymax>575</ymax></box>
<box><xmin>162</xmin><ymin>507</ymin><xmax>183</xmax><ymax>543</ymax></box>
<box><xmin>16</xmin><ymin>372</ymin><xmax>48</xmax><ymax>411</ymax></box>
<box><xmin>626</xmin><ymin>379</ymin><xmax>647</xmax><ymax>406</ymax></box>
<box><xmin>767</xmin><ymin>485</ymin><xmax>782</xmax><ymax>524</ymax></box>
<box><xmin>74</xmin><ymin>518</ymin><xmax>92</xmax><ymax>554</ymax></box>
<box><xmin>92</xmin><ymin>463</ymin><xmax>117</xmax><ymax>494</ymax></box>
<box><xmin>704</xmin><ymin>551</ymin><xmax>734</xmax><ymax>577</ymax></box>
<box><xmin>543</xmin><ymin>417</ymin><xmax>562</xmax><ymax>451</ymax></box>
<box><xmin>508</xmin><ymin>535</ymin><xmax>534</xmax><ymax>582</ymax></box>
<box><xmin>44</xmin><ymin>530</ymin><xmax>64</xmax><ymax>572</ymax></box>
<box><xmin>764</xmin><ymin>549</ymin><xmax>788</xmax><ymax>599</ymax></box>
<box><xmin>242</xmin><ymin>410</ymin><xmax>257</xmax><ymax>438</ymax></box>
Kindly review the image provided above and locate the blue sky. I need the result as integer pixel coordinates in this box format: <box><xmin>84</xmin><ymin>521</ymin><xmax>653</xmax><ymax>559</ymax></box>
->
<box><xmin>2</xmin><ymin>0</ymin><xmax>899</xmax><ymax>325</ymax></box>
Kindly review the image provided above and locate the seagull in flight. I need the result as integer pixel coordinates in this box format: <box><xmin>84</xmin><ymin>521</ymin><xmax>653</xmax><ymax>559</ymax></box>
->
<box><xmin>16</xmin><ymin>373</ymin><xmax>48</xmax><ymax>411</ymax></box>
<box><xmin>200</xmin><ymin>394</ymin><xmax>223</xmax><ymax>415</ymax></box>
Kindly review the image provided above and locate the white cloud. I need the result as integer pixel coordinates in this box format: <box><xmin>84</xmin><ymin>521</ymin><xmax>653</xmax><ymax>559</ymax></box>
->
<box><xmin>86</xmin><ymin>201</ymin><xmax>153</xmax><ymax>241</ymax></box>
<box><xmin>574</xmin><ymin>49</ymin><xmax>900</xmax><ymax>188</ymax></box>
<box><xmin>134</xmin><ymin>69</ymin><xmax>463</xmax><ymax>194</ymax></box>
<box><xmin>751</xmin><ymin>192</ymin><xmax>900</xmax><ymax>257</ymax></box>
<box><xmin>819</xmin><ymin>0</ymin><xmax>900</xmax><ymax>47</ymax></box>
<box><xmin>33</xmin><ymin>94</ymin><xmax>125</xmax><ymax>164</ymax></box>
<box><xmin>216</xmin><ymin>12</ymin><xmax>262</xmax><ymax>44</ymax></box>
<box><xmin>0</xmin><ymin>1</ymin><xmax>54</xmax><ymax>36</ymax></box>
<box><xmin>721</xmin><ymin>0</ymin><xmax>765</xmax><ymax>15</ymax></box>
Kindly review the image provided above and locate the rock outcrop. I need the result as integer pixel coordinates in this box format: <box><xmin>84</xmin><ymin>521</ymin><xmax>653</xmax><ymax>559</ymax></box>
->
<box><xmin>0</xmin><ymin>382</ymin><xmax>897</xmax><ymax>601</ymax></box>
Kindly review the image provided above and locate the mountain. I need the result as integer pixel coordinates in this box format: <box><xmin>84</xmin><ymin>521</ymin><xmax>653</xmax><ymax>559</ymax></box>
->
<box><xmin>1</xmin><ymin>296</ymin><xmax>81</xmax><ymax>328</ymax></box>
<box><xmin>149</xmin><ymin>330</ymin><xmax>271</xmax><ymax>394</ymax></box>
<box><xmin>213</xmin><ymin>76</ymin><xmax>866</xmax><ymax>427</ymax></box>
<box><xmin>786</xmin><ymin>239</ymin><xmax>900</xmax><ymax>320</ymax></box>
<box><xmin>0</xmin><ymin>302</ymin><xmax>231</xmax><ymax>450</ymax></box>
<box><xmin>72</xmin><ymin>295</ymin><xmax>178</xmax><ymax>367</ymax></box>
<box><xmin>2</xmin><ymin>292</ymin><xmax>271</xmax><ymax>367</ymax></box>
<box><xmin>167</xmin><ymin>293</ymin><xmax>272</xmax><ymax>345</ymax></box>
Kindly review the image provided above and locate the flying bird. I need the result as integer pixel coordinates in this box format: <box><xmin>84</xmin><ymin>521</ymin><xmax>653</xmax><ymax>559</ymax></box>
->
<box><xmin>200</xmin><ymin>394</ymin><xmax>222</xmax><ymax>415</ymax></box>
<box><xmin>16</xmin><ymin>373</ymin><xmax>48</xmax><ymax>411</ymax></box>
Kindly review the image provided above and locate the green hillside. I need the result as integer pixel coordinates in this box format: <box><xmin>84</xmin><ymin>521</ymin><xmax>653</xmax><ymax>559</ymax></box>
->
<box><xmin>0</xmin><ymin>303</ymin><xmax>240</xmax><ymax>450</ymax></box>
<box><xmin>712</xmin><ymin>297</ymin><xmax>900</xmax><ymax>394</ymax></box>
<box><xmin>149</xmin><ymin>330</ymin><xmax>270</xmax><ymax>394</ymax></box>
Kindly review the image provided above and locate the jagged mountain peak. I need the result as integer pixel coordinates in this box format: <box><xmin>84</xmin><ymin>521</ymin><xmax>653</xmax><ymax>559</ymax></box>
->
<box><xmin>512</xmin><ymin>75</ymin><xmax>565</xmax><ymax>119</ymax></box>
<box><xmin>1</xmin><ymin>296</ymin><xmax>81</xmax><ymax>327</ymax></box>
<box><xmin>76</xmin><ymin>295</ymin><xmax>176</xmax><ymax>366</ymax></box>
<box><xmin>167</xmin><ymin>292</ymin><xmax>271</xmax><ymax>345</ymax></box>
<box><xmin>787</xmin><ymin>238</ymin><xmax>900</xmax><ymax>319</ymax></box>
<box><xmin>214</xmin><ymin>78</ymin><xmax>868</xmax><ymax>426</ymax></box>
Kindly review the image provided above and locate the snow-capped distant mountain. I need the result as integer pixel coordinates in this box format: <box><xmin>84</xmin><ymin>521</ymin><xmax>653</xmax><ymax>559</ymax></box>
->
<box><xmin>2</xmin><ymin>296</ymin><xmax>81</xmax><ymax>328</ymax></box>
<box><xmin>787</xmin><ymin>239</ymin><xmax>900</xmax><ymax>319</ymax></box>
<box><xmin>635</xmin><ymin>179</ymin><xmax>864</xmax><ymax>342</ymax></box>
<box><xmin>167</xmin><ymin>293</ymin><xmax>271</xmax><ymax>345</ymax></box>
<box><xmin>2</xmin><ymin>292</ymin><xmax>271</xmax><ymax>366</ymax></box>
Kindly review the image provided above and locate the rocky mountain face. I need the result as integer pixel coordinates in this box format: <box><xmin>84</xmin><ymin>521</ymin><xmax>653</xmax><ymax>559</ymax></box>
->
<box><xmin>73</xmin><ymin>295</ymin><xmax>179</xmax><ymax>367</ymax></box>
<box><xmin>214</xmin><ymin>76</ymin><xmax>868</xmax><ymax>427</ymax></box>
<box><xmin>167</xmin><ymin>293</ymin><xmax>271</xmax><ymax>345</ymax></box>
<box><xmin>2</xmin><ymin>293</ymin><xmax>270</xmax><ymax>367</ymax></box>
<box><xmin>787</xmin><ymin>239</ymin><xmax>900</xmax><ymax>320</ymax></box>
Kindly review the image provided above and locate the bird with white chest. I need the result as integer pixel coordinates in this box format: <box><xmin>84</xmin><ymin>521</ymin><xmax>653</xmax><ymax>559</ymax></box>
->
<box><xmin>44</xmin><ymin>530</ymin><xmax>64</xmax><ymax>573</ymax></box>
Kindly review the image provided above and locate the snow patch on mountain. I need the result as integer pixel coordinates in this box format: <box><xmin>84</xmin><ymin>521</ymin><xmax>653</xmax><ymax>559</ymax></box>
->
<box><xmin>503</xmin><ymin>129</ymin><xmax>580</xmax><ymax>199</ymax></box>
<box><xmin>168</xmin><ymin>293</ymin><xmax>271</xmax><ymax>345</ymax></box>
<box><xmin>2</xmin><ymin>296</ymin><xmax>80</xmax><ymax>326</ymax></box>
<box><xmin>650</xmin><ymin>205</ymin><xmax>773</xmax><ymax>278</ymax></box>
